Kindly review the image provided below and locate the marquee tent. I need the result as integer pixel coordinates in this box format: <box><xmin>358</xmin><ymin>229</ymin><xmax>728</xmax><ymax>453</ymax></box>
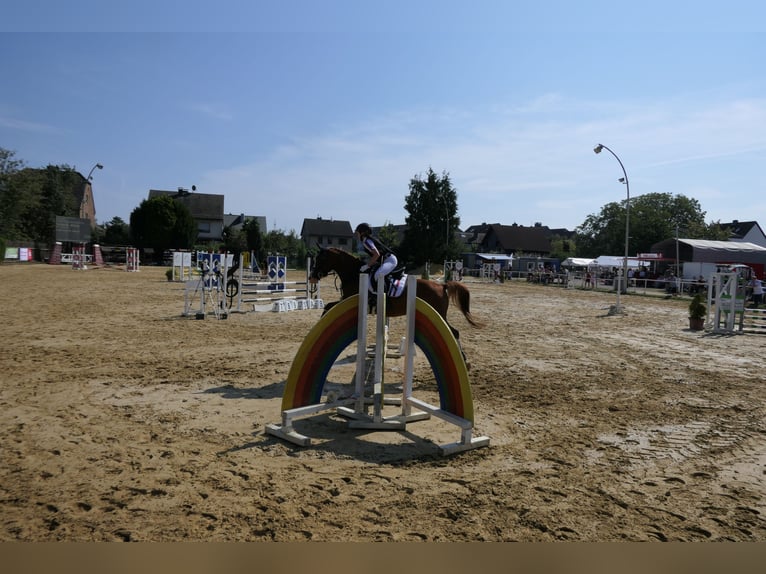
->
<box><xmin>594</xmin><ymin>255</ymin><xmax>641</xmax><ymax>268</ymax></box>
<box><xmin>651</xmin><ymin>238</ymin><xmax>766</xmax><ymax>265</ymax></box>
<box><xmin>561</xmin><ymin>257</ymin><xmax>597</xmax><ymax>267</ymax></box>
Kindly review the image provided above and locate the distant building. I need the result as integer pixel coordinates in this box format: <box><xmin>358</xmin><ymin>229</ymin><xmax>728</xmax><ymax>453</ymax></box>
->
<box><xmin>75</xmin><ymin>174</ymin><xmax>97</xmax><ymax>227</ymax></box>
<box><xmin>148</xmin><ymin>189</ymin><xmax>224</xmax><ymax>242</ymax></box>
<box><xmin>719</xmin><ymin>220</ymin><xmax>766</xmax><ymax>248</ymax></box>
<box><xmin>478</xmin><ymin>223</ymin><xmax>552</xmax><ymax>257</ymax></box>
<box><xmin>300</xmin><ymin>217</ymin><xmax>354</xmax><ymax>250</ymax></box>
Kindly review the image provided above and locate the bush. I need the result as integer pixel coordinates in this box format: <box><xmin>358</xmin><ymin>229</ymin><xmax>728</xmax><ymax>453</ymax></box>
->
<box><xmin>689</xmin><ymin>294</ymin><xmax>706</xmax><ymax>319</ymax></box>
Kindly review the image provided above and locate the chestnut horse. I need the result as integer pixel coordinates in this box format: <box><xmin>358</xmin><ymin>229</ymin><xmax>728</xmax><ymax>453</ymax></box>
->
<box><xmin>308</xmin><ymin>246</ymin><xmax>482</xmax><ymax>343</ymax></box>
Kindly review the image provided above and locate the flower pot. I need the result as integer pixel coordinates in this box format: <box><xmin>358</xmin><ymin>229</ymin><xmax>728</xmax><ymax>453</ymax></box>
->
<box><xmin>689</xmin><ymin>317</ymin><xmax>705</xmax><ymax>331</ymax></box>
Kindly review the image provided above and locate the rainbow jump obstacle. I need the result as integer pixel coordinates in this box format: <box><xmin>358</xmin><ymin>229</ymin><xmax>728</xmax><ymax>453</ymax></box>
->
<box><xmin>265</xmin><ymin>274</ymin><xmax>490</xmax><ymax>456</ymax></box>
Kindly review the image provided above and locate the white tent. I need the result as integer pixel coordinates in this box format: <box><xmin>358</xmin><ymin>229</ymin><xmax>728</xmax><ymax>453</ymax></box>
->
<box><xmin>595</xmin><ymin>255</ymin><xmax>640</xmax><ymax>268</ymax></box>
<box><xmin>561</xmin><ymin>257</ymin><xmax>597</xmax><ymax>267</ymax></box>
<box><xmin>475</xmin><ymin>253</ymin><xmax>514</xmax><ymax>263</ymax></box>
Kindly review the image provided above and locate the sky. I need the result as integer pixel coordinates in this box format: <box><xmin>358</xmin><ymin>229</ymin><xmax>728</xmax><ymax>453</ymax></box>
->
<box><xmin>2</xmin><ymin>1</ymin><xmax>766</xmax><ymax>236</ymax></box>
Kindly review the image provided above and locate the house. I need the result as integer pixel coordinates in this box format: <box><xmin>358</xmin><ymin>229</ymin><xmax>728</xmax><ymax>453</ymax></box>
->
<box><xmin>148</xmin><ymin>189</ymin><xmax>225</xmax><ymax>242</ymax></box>
<box><xmin>75</xmin><ymin>173</ymin><xmax>96</xmax><ymax>227</ymax></box>
<box><xmin>300</xmin><ymin>217</ymin><xmax>354</xmax><ymax>250</ymax></box>
<box><xmin>719</xmin><ymin>220</ymin><xmax>766</xmax><ymax>248</ymax></box>
<box><xmin>478</xmin><ymin>224</ymin><xmax>552</xmax><ymax>256</ymax></box>
<box><xmin>223</xmin><ymin>213</ymin><xmax>267</xmax><ymax>235</ymax></box>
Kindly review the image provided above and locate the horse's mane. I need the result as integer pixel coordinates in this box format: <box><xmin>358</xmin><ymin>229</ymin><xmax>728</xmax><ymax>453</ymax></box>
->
<box><xmin>325</xmin><ymin>247</ymin><xmax>360</xmax><ymax>262</ymax></box>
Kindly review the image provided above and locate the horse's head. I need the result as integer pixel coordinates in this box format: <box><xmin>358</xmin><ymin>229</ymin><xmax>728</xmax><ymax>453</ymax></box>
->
<box><xmin>309</xmin><ymin>245</ymin><xmax>362</xmax><ymax>286</ymax></box>
<box><xmin>309</xmin><ymin>245</ymin><xmax>333</xmax><ymax>284</ymax></box>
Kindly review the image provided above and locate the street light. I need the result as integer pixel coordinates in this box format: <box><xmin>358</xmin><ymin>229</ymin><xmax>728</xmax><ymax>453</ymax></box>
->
<box><xmin>86</xmin><ymin>163</ymin><xmax>103</xmax><ymax>181</ymax></box>
<box><xmin>593</xmin><ymin>143</ymin><xmax>630</xmax><ymax>315</ymax></box>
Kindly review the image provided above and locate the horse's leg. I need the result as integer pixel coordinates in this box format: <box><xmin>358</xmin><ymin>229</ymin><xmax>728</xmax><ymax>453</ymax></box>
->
<box><xmin>322</xmin><ymin>300</ymin><xmax>338</xmax><ymax>315</ymax></box>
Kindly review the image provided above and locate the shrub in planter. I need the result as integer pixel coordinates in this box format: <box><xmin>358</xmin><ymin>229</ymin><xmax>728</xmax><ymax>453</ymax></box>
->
<box><xmin>688</xmin><ymin>294</ymin><xmax>706</xmax><ymax>330</ymax></box>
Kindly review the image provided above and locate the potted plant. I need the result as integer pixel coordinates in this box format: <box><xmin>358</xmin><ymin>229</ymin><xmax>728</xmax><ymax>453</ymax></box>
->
<box><xmin>688</xmin><ymin>293</ymin><xmax>706</xmax><ymax>331</ymax></box>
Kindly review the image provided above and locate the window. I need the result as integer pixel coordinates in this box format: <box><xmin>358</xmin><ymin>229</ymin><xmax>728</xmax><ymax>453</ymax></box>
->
<box><xmin>198</xmin><ymin>222</ymin><xmax>211</xmax><ymax>233</ymax></box>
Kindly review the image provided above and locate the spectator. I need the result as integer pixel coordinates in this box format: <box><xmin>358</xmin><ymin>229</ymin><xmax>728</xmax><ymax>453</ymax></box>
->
<box><xmin>751</xmin><ymin>276</ymin><xmax>764</xmax><ymax>307</ymax></box>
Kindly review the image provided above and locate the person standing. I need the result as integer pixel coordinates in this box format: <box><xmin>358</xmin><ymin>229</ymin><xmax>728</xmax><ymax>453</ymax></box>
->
<box><xmin>751</xmin><ymin>276</ymin><xmax>764</xmax><ymax>307</ymax></box>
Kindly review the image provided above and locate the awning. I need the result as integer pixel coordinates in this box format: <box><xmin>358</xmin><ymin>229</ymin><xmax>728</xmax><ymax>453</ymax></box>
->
<box><xmin>561</xmin><ymin>257</ymin><xmax>597</xmax><ymax>267</ymax></box>
<box><xmin>595</xmin><ymin>255</ymin><xmax>641</xmax><ymax>268</ymax></box>
<box><xmin>475</xmin><ymin>253</ymin><xmax>514</xmax><ymax>262</ymax></box>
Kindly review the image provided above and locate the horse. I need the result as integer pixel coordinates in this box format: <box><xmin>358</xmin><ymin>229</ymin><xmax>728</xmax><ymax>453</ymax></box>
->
<box><xmin>308</xmin><ymin>246</ymin><xmax>483</xmax><ymax>344</ymax></box>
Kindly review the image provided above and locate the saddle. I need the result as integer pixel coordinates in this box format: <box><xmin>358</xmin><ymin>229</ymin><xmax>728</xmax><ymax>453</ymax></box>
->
<box><xmin>366</xmin><ymin>266</ymin><xmax>407</xmax><ymax>300</ymax></box>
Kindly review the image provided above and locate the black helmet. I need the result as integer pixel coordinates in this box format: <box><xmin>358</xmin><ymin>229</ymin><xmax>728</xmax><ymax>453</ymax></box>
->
<box><xmin>355</xmin><ymin>222</ymin><xmax>372</xmax><ymax>236</ymax></box>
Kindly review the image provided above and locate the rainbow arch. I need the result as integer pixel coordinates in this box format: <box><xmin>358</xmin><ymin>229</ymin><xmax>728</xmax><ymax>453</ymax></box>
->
<box><xmin>281</xmin><ymin>294</ymin><xmax>474</xmax><ymax>421</ymax></box>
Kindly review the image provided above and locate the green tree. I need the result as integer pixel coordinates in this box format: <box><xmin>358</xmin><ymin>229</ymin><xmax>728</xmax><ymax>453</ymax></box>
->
<box><xmin>242</xmin><ymin>217</ymin><xmax>263</xmax><ymax>258</ymax></box>
<box><xmin>262</xmin><ymin>229</ymin><xmax>308</xmax><ymax>268</ymax></box>
<box><xmin>129</xmin><ymin>195</ymin><xmax>197</xmax><ymax>262</ymax></box>
<box><xmin>401</xmin><ymin>168</ymin><xmax>460</xmax><ymax>267</ymax></box>
<box><xmin>575</xmin><ymin>192</ymin><xmax>720</xmax><ymax>258</ymax></box>
<box><xmin>0</xmin><ymin>148</ymin><xmax>27</xmax><ymax>240</ymax></box>
<box><xmin>102</xmin><ymin>216</ymin><xmax>131</xmax><ymax>245</ymax></box>
<box><xmin>222</xmin><ymin>226</ymin><xmax>248</xmax><ymax>254</ymax></box>
<box><xmin>0</xmin><ymin>148</ymin><xmax>25</xmax><ymax>175</ymax></box>
<box><xmin>548</xmin><ymin>234</ymin><xmax>577</xmax><ymax>261</ymax></box>
<box><xmin>0</xmin><ymin>160</ymin><xmax>85</xmax><ymax>246</ymax></box>
<box><xmin>377</xmin><ymin>221</ymin><xmax>401</xmax><ymax>253</ymax></box>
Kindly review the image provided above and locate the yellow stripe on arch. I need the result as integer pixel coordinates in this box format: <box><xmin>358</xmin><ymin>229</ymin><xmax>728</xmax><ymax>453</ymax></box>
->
<box><xmin>415</xmin><ymin>298</ymin><xmax>474</xmax><ymax>421</ymax></box>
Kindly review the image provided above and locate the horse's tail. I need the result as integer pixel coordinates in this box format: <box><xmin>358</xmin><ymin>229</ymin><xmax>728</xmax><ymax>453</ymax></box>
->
<box><xmin>445</xmin><ymin>281</ymin><xmax>483</xmax><ymax>327</ymax></box>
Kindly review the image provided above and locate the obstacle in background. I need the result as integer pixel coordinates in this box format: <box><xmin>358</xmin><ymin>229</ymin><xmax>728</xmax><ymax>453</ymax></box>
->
<box><xmin>709</xmin><ymin>273</ymin><xmax>744</xmax><ymax>333</ymax></box>
<box><xmin>182</xmin><ymin>256</ymin><xmax>229</xmax><ymax>320</ymax></box>
<box><xmin>72</xmin><ymin>243</ymin><xmax>86</xmax><ymax>270</ymax></box>
<box><xmin>240</xmin><ymin>251</ymin><xmax>263</xmax><ymax>279</ymax></box>
<box><xmin>171</xmin><ymin>251</ymin><xmax>194</xmax><ymax>281</ymax></box>
<box><xmin>742</xmin><ymin>307</ymin><xmax>766</xmax><ymax>334</ymax></box>
<box><xmin>126</xmin><ymin>247</ymin><xmax>140</xmax><ymax>272</ymax></box>
<box><xmin>443</xmin><ymin>260</ymin><xmax>463</xmax><ymax>282</ymax></box>
<box><xmin>266</xmin><ymin>274</ymin><xmax>489</xmax><ymax>455</ymax></box>
<box><xmin>231</xmin><ymin>255</ymin><xmax>321</xmax><ymax>313</ymax></box>
<box><xmin>708</xmin><ymin>271</ymin><xmax>766</xmax><ymax>335</ymax></box>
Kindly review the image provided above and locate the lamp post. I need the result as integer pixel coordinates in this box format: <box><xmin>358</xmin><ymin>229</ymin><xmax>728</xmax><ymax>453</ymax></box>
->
<box><xmin>86</xmin><ymin>163</ymin><xmax>103</xmax><ymax>181</ymax></box>
<box><xmin>593</xmin><ymin>143</ymin><xmax>630</xmax><ymax>315</ymax></box>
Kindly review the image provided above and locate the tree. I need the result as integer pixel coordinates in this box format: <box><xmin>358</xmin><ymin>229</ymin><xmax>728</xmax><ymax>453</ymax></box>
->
<box><xmin>261</xmin><ymin>229</ymin><xmax>308</xmax><ymax>268</ymax></box>
<box><xmin>401</xmin><ymin>168</ymin><xmax>460</xmax><ymax>267</ymax></box>
<box><xmin>242</xmin><ymin>217</ymin><xmax>263</xmax><ymax>258</ymax></box>
<box><xmin>0</xmin><ymin>148</ymin><xmax>27</xmax><ymax>240</ymax></box>
<box><xmin>0</xmin><ymin>148</ymin><xmax>25</xmax><ymax>175</ymax></box>
<box><xmin>0</xmin><ymin>156</ymin><xmax>85</xmax><ymax>247</ymax></box>
<box><xmin>129</xmin><ymin>195</ymin><xmax>197</xmax><ymax>262</ymax></box>
<box><xmin>102</xmin><ymin>217</ymin><xmax>131</xmax><ymax>245</ymax></box>
<box><xmin>377</xmin><ymin>222</ymin><xmax>401</xmax><ymax>253</ymax></box>
<box><xmin>574</xmin><ymin>192</ymin><xmax>724</xmax><ymax>258</ymax></box>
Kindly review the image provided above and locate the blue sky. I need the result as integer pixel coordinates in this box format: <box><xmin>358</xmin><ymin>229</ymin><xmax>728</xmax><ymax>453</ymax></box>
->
<box><xmin>2</xmin><ymin>1</ymin><xmax>765</xmax><ymax>235</ymax></box>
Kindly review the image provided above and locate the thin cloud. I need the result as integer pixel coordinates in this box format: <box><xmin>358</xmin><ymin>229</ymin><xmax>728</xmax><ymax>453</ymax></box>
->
<box><xmin>184</xmin><ymin>102</ymin><xmax>233</xmax><ymax>121</ymax></box>
<box><xmin>202</xmin><ymin>93</ymin><xmax>766</xmax><ymax>232</ymax></box>
<box><xmin>0</xmin><ymin>116</ymin><xmax>60</xmax><ymax>133</ymax></box>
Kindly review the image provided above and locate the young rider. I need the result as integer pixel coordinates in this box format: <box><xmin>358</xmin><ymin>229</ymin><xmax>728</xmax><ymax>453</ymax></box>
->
<box><xmin>355</xmin><ymin>222</ymin><xmax>398</xmax><ymax>292</ymax></box>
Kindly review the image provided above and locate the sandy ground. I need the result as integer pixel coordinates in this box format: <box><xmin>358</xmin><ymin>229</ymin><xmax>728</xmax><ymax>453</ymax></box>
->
<box><xmin>1</xmin><ymin>262</ymin><xmax>765</xmax><ymax>542</ymax></box>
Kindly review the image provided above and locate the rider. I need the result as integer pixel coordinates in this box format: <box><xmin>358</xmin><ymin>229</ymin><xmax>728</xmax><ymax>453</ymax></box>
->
<box><xmin>355</xmin><ymin>222</ymin><xmax>398</xmax><ymax>293</ymax></box>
